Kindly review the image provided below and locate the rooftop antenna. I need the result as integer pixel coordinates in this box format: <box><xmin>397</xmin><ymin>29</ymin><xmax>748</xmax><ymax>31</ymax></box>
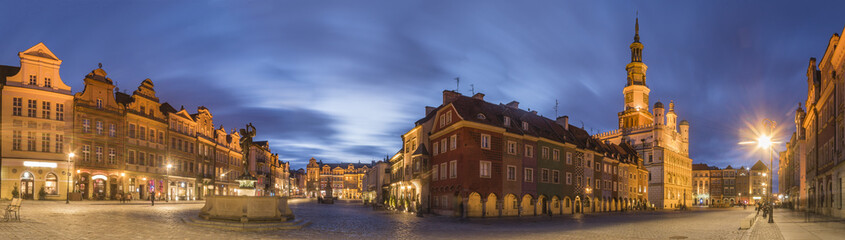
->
<box><xmin>470</xmin><ymin>84</ymin><xmax>475</xmax><ymax>95</ymax></box>
<box><xmin>554</xmin><ymin>99</ymin><xmax>559</xmax><ymax>117</ymax></box>
<box><xmin>455</xmin><ymin>77</ymin><xmax>460</xmax><ymax>92</ymax></box>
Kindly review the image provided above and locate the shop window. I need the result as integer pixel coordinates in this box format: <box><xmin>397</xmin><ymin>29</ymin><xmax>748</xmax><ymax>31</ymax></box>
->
<box><xmin>45</xmin><ymin>173</ymin><xmax>58</xmax><ymax>195</ymax></box>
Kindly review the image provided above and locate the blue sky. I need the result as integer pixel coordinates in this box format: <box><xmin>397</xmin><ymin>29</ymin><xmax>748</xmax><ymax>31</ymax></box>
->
<box><xmin>3</xmin><ymin>1</ymin><xmax>845</xmax><ymax>191</ymax></box>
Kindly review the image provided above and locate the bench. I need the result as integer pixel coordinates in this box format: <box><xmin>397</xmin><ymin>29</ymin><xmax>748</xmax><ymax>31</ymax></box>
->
<box><xmin>4</xmin><ymin>198</ymin><xmax>22</xmax><ymax>222</ymax></box>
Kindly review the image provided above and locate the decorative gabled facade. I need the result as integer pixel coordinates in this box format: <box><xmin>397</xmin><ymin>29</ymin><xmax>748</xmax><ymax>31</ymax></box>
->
<box><xmin>0</xmin><ymin>44</ymin><xmax>291</xmax><ymax>201</ymax></box>
<box><xmin>595</xmin><ymin>18</ymin><xmax>693</xmax><ymax>209</ymax></box>
<box><xmin>0</xmin><ymin>43</ymin><xmax>74</xmax><ymax>200</ymax></box>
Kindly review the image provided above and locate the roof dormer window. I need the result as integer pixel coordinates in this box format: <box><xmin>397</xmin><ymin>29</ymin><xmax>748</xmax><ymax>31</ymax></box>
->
<box><xmin>522</xmin><ymin>121</ymin><xmax>528</xmax><ymax>130</ymax></box>
<box><xmin>504</xmin><ymin>116</ymin><xmax>510</xmax><ymax>126</ymax></box>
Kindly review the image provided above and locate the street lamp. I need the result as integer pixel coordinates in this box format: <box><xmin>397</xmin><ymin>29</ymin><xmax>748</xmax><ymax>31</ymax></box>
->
<box><xmin>739</xmin><ymin>118</ymin><xmax>778</xmax><ymax>224</ymax></box>
<box><xmin>66</xmin><ymin>153</ymin><xmax>75</xmax><ymax>204</ymax></box>
<box><xmin>166</xmin><ymin>164</ymin><xmax>172</xmax><ymax>202</ymax></box>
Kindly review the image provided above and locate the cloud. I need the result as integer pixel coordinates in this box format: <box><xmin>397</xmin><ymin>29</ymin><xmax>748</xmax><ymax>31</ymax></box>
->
<box><xmin>2</xmin><ymin>1</ymin><xmax>843</xmax><ymax>187</ymax></box>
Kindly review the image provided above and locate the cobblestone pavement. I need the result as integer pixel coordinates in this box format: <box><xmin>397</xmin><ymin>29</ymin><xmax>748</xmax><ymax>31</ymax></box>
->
<box><xmin>770</xmin><ymin>208</ymin><xmax>845</xmax><ymax>239</ymax></box>
<box><xmin>747</xmin><ymin>214</ymin><xmax>784</xmax><ymax>240</ymax></box>
<box><xmin>0</xmin><ymin>199</ymin><xmax>756</xmax><ymax>239</ymax></box>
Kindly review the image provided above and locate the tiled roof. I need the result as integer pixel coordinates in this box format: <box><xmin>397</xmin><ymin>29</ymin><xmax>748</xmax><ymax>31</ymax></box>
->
<box><xmin>115</xmin><ymin>91</ymin><xmax>134</xmax><ymax>105</ymax></box>
<box><xmin>0</xmin><ymin>65</ymin><xmax>20</xmax><ymax>84</ymax></box>
<box><xmin>446</xmin><ymin>94</ymin><xmax>639</xmax><ymax>162</ymax></box>
<box><xmin>412</xmin><ymin>143</ymin><xmax>429</xmax><ymax>156</ymax></box>
<box><xmin>160</xmin><ymin>102</ymin><xmax>177</xmax><ymax>114</ymax></box>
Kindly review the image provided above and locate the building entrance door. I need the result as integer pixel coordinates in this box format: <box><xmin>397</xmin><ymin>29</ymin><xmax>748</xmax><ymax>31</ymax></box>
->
<box><xmin>20</xmin><ymin>172</ymin><xmax>34</xmax><ymax>200</ymax></box>
<box><xmin>109</xmin><ymin>179</ymin><xmax>118</xmax><ymax>200</ymax></box>
<box><xmin>93</xmin><ymin>179</ymin><xmax>106</xmax><ymax>200</ymax></box>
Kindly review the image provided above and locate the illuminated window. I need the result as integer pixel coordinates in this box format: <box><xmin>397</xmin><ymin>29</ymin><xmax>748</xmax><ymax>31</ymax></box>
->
<box><xmin>108</xmin><ymin>148</ymin><xmax>116</xmax><ymax>164</ymax></box>
<box><xmin>45</xmin><ymin>173</ymin><xmax>58</xmax><ymax>195</ymax></box>
<box><xmin>96</xmin><ymin>147</ymin><xmax>103</xmax><ymax>162</ymax></box>
<box><xmin>96</xmin><ymin>121</ymin><xmax>103</xmax><ymax>135</ymax></box>
<box><xmin>82</xmin><ymin>145</ymin><xmax>91</xmax><ymax>161</ymax></box>
<box><xmin>82</xmin><ymin>119</ymin><xmax>90</xmax><ymax>133</ymax></box>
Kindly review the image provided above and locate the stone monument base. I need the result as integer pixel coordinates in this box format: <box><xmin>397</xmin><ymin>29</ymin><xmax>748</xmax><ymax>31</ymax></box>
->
<box><xmin>199</xmin><ymin>196</ymin><xmax>294</xmax><ymax>222</ymax></box>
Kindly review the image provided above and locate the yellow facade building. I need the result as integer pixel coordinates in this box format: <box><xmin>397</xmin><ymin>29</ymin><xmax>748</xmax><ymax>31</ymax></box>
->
<box><xmin>0</xmin><ymin>43</ymin><xmax>74</xmax><ymax>200</ymax></box>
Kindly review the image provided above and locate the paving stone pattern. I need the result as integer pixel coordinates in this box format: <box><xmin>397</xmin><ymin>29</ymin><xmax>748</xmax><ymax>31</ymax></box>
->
<box><xmin>0</xmin><ymin>199</ymin><xmax>755</xmax><ymax>239</ymax></box>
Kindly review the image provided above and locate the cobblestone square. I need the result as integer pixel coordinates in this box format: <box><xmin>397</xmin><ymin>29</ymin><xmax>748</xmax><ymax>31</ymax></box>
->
<box><xmin>0</xmin><ymin>199</ymin><xmax>760</xmax><ymax>239</ymax></box>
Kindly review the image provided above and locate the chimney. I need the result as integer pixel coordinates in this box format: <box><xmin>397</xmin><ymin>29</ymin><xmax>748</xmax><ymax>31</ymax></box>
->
<box><xmin>472</xmin><ymin>92</ymin><xmax>485</xmax><ymax>100</ymax></box>
<box><xmin>425</xmin><ymin>106</ymin><xmax>436</xmax><ymax>116</ymax></box>
<box><xmin>530</xmin><ymin>110</ymin><xmax>538</xmax><ymax>115</ymax></box>
<box><xmin>505</xmin><ymin>101</ymin><xmax>519</xmax><ymax>108</ymax></box>
<box><xmin>443</xmin><ymin>90</ymin><xmax>461</xmax><ymax>104</ymax></box>
<box><xmin>556</xmin><ymin>115</ymin><xmax>569</xmax><ymax>130</ymax></box>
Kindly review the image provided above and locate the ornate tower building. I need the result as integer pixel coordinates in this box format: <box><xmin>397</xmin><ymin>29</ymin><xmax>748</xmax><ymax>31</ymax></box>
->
<box><xmin>596</xmin><ymin>18</ymin><xmax>693</xmax><ymax>209</ymax></box>
<box><xmin>619</xmin><ymin>18</ymin><xmax>653</xmax><ymax>129</ymax></box>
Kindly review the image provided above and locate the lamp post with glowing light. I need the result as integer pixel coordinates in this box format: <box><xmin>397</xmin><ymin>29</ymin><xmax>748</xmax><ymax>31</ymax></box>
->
<box><xmin>739</xmin><ymin>118</ymin><xmax>777</xmax><ymax>223</ymax></box>
<box><xmin>66</xmin><ymin>153</ymin><xmax>75</xmax><ymax>204</ymax></box>
<box><xmin>166</xmin><ymin>164</ymin><xmax>172</xmax><ymax>202</ymax></box>
<box><xmin>585</xmin><ymin>186</ymin><xmax>593</xmax><ymax>212</ymax></box>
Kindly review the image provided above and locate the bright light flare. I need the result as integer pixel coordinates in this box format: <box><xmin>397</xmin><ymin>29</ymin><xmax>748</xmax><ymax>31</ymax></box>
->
<box><xmin>757</xmin><ymin>135</ymin><xmax>773</xmax><ymax>149</ymax></box>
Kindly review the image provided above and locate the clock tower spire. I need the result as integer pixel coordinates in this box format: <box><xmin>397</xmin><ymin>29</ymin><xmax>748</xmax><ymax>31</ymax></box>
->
<box><xmin>619</xmin><ymin>16</ymin><xmax>653</xmax><ymax>128</ymax></box>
